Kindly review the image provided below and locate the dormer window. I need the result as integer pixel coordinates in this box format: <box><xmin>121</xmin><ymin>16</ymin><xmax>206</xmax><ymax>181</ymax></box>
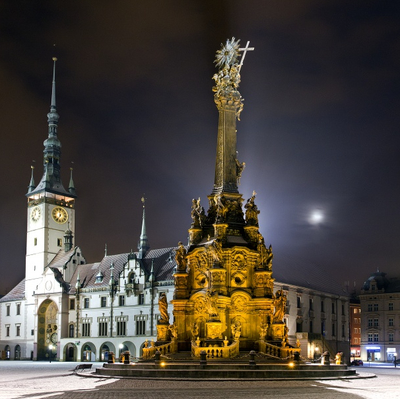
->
<box><xmin>95</xmin><ymin>271</ymin><xmax>104</xmax><ymax>283</ymax></box>
<box><xmin>371</xmin><ymin>282</ymin><xmax>376</xmax><ymax>291</ymax></box>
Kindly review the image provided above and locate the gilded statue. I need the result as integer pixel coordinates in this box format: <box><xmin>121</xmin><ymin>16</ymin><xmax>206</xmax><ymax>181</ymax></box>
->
<box><xmin>158</xmin><ymin>292</ymin><xmax>169</xmax><ymax>323</ymax></box>
<box><xmin>190</xmin><ymin>197</ymin><xmax>206</xmax><ymax>228</ymax></box>
<box><xmin>169</xmin><ymin>324</ymin><xmax>178</xmax><ymax>340</ymax></box>
<box><xmin>235</xmin><ymin>158</ymin><xmax>245</xmax><ymax>185</ymax></box>
<box><xmin>191</xmin><ymin>322</ymin><xmax>199</xmax><ymax>341</ymax></box>
<box><xmin>205</xmin><ymin>289</ymin><xmax>219</xmax><ymax>319</ymax></box>
<box><xmin>273</xmin><ymin>289</ymin><xmax>287</xmax><ymax>323</ymax></box>
<box><xmin>175</xmin><ymin>241</ymin><xmax>187</xmax><ymax>272</ymax></box>
<box><xmin>245</xmin><ymin>191</ymin><xmax>260</xmax><ymax>226</ymax></box>
<box><xmin>231</xmin><ymin>320</ymin><xmax>242</xmax><ymax>341</ymax></box>
<box><xmin>209</xmin><ymin>238</ymin><xmax>223</xmax><ymax>265</ymax></box>
<box><xmin>259</xmin><ymin>322</ymin><xmax>268</xmax><ymax>340</ymax></box>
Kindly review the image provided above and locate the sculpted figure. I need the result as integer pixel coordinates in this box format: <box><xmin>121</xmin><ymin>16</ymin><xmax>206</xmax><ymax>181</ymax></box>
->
<box><xmin>158</xmin><ymin>292</ymin><xmax>169</xmax><ymax>323</ymax></box>
<box><xmin>209</xmin><ymin>238</ymin><xmax>223</xmax><ymax>265</ymax></box>
<box><xmin>205</xmin><ymin>289</ymin><xmax>219</xmax><ymax>319</ymax></box>
<box><xmin>175</xmin><ymin>241</ymin><xmax>187</xmax><ymax>272</ymax></box>
<box><xmin>235</xmin><ymin>158</ymin><xmax>245</xmax><ymax>185</ymax></box>
<box><xmin>231</xmin><ymin>321</ymin><xmax>242</xmax><ymax>341</ymax></box>
<box><xmin>169</xmin><ymin>324</ymin><xmax>178</xmax><ymax>340</ymax></box>
<box><xmin>259</xmin><ymin>322</ymin><xmax>267</xmax><ymax>340</ymax></box>
<box><xmin>273</xmin><ymin>289</ymin><xmax>287</xmax><ymax>323</ymax></box>
<box><xmin>214</xmin><ymin>194</ymin><xmax>228</xmax><ymax>222</ymax></box>
<box><xmin>245</xmin><ymin>191</ymin><xmax>260</xmax><ymax>226</ymax></box>
<box><xmin>191</xmin><ymin>322</ymin><xmax>199</xmax><ymax>340</ymax></box>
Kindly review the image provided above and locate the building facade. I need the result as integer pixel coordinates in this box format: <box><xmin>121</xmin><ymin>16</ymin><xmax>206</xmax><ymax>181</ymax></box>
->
<box><xmin>359</xmin><ymin>271</ymin><xmax>400</xmax><ymax>362</ymax></box>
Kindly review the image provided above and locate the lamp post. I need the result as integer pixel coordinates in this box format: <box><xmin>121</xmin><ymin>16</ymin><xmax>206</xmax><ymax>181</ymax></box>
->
<box><xmin>149</xmin><ymin>260</ymin><xmax>155</xmax><ymax>336</ymax></box>
<box><xmin>109</xmin><ymin>263</ymin><xmax>118</xmax><ymax>338</ymax></box>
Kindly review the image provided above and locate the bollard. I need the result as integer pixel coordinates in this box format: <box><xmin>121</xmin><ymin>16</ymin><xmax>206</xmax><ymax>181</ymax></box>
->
<box><xmin>154</xmin><ymin>350</ymin><xmax>161</xmax><ymax>365</ymax></box>
<box><xmin>200</xmin><ymin>350</ymin><xmax>207</xmax><ymax>369</ymax></box>
<box><xmin>249</xmin><ymin>350</ymin><xmax>256</xmax><ymax>367</ymax></box>
<box><xmin>323</xmin><ymin>352</ymin><xmax>330</xmax><ymax>365</ymax></box>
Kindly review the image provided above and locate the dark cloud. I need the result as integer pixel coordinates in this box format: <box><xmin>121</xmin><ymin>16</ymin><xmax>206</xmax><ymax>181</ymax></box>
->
<box><xmin>1</xmin><ymin>1</ymin><xmax>399</xmax><ymax>294</ymax></box>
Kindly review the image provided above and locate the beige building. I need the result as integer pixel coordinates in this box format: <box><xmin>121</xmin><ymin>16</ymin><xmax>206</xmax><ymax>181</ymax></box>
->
<box><xmin>359</xmin><ymin>271</ymin><xmax>400</xmax><ymax>362</ymax></box>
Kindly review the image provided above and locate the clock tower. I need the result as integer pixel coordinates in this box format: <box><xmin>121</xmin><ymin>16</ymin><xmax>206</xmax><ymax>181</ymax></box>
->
<box><xmin>25</xmin><ymin>58</ymin><xmax>77</xmax><ymax>299</ymax></box>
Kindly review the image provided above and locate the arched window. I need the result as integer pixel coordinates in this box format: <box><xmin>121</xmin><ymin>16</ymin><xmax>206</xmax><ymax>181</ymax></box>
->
<box><xmin>69</xmin><ymin>324</ymin><xmax>74</xmax><ymax>338</ymax></box>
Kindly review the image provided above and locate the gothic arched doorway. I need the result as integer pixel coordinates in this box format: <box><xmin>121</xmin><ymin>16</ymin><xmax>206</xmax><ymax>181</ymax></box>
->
<box><xmin>37</xmin><ymin>299</ymin><xmax>59</xmax><ymax>360</ymax></box>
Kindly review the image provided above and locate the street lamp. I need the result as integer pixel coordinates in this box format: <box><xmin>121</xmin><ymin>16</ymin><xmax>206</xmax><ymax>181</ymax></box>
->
<box><xmin>109</xmin><ymin>263</ymin><xmax>118</xmax><ymax>338</ymax></box>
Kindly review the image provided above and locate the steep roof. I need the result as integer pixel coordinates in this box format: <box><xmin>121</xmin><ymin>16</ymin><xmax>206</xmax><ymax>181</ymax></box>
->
<box><xmin>0</xmin><ymin>279</ymin><xmax>25</xmax><ymax>302</ymax></box>
<box><xmin>69</xmin><ymin>246</ymin><xmax>178</xmax><ymax>294</ymax></box>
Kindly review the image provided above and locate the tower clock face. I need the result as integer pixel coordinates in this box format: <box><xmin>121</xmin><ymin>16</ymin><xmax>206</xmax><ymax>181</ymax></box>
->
<box><xmin>52</xmin><ymin>207</ymin><xmax>68</xmax><ymax>224</ymax></box>
<box><xmin>31</xmin><ymin>207</ymin><xmax>41</xmax><ymax>222</ymax></box>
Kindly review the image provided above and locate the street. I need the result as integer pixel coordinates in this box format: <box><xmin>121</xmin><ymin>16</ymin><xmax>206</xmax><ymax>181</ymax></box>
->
<box><xmin>0</xmin><ymin>361</ymin><xmax>400</xmax><ymax>399</ymax></box>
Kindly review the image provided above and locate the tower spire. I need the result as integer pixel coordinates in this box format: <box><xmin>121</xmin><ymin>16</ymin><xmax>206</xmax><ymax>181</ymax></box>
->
<box><xmin>138</xmin><ymin>197</ymin><xmax>150</xmax><ymax>259</ymax></box>
<box><xmin>27</xmin><ymin>165</ymin><xmax>36</xmax><ymax>193</ymax></box>
<box><xmin>26</xmin><ymin>57</ymin><xmax>75</xmax><ymax>198</ymax></box>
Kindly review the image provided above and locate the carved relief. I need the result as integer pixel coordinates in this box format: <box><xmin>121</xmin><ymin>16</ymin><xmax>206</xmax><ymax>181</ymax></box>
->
<box><xmin>211</xmin><ymin>271</ymin><xmax>225</xmax><ymax>285</ymax></box>
<box><xmin>231</xmin><ymin>295</ymin><xmax>247</xmax><ymax>313</ymax></box>
<box><xmin>194</xmin><ymin>297</ymin><xmax>207</xmax><ymax>315</ymax></box>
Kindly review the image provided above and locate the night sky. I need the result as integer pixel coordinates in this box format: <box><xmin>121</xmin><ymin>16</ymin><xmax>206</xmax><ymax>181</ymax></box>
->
<box><xmin>1</xmin><ymin>1</ymin><xmax>399</xmax><ymax>295</ymax></box>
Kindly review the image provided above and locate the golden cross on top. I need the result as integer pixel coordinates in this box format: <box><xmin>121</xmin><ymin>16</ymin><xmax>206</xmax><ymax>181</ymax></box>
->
<box><xmin>238</xmin><ymin>41</ymin><xmax>254</xmax><ymax>71</ymax></box>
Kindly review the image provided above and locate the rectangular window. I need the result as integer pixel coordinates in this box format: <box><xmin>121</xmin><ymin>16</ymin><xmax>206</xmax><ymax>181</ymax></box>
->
<box><xmin>374</xmin><ymin>318</ymin><xmax>379</xmax><ymax>327</ymax></box>
<box><xmin>70</xmin><ymin>299</ymin><xmax>75</xmax><ymax>310</ymax></box>
<box><xmin>6</xmin><ymin>326</ymin><xmax>10</xmax><ymax>337</ymax></box>
<box><xmin>309</xmin><ymin>298</ymin><xmax>313</xmax><ymax>310</ymax></box>
<box><xmin>389</xmin><ymin>302</ymin><xmax>394</xmax><ymax>311</ymax></box>
<box><xmin>101</xmin><ymin>297</ymin><xmax>107</xmax><ymax>307</ymax></box>
<box><xmin>368</xmin><ymin>318</ymin><xmax>373</xmax><ymax>327</ymax></box>
<box><xmin>354</xmin><ymin>327</ymin><xmax>358</xmax><ymax>334</ymax></box>
<box><xmin>119</xmin><ymin>295</ymin><xmax>125</xmax><ymax>307</ymax></box>
<box><xmin>368</xmin><ymin>333</ymin><xmax>373</xmax><ymax>342</ymax></box>
<box><xmin>353</xmin><ymin>308</ymin><xmax>357</xmax><ymax>314</ymax></box>
<box><xmin>69</xmin><ymin>324</ymin><xmax>75</xmax><ymax>338</ymax></box>
<box><xmin>34</xmin><ymin>237</ymin><xmax>37</xmax><ymax>246</ymax></box>
<box><xmin>373</xmin><ymin>303</ymin><xmax>378</xmax><ymax>311</ymax></box>
<box><xmin>82</xmin><ymin>322</ymin><xmax>90</xmax><ymax>337</ymax></box>
<box><xmin>16</xmin><ymin>303</ymin><xmax>21</xmax><ymax>315</ymax></box>
<box><xmin>332</xmin><ymin>302</ymin><xmax>335</xmax><ymax>314</ymax></box>
<box><xmin>389</xmin><ymin>333</ymin><xmax>394</xmax><ymax>342</ymax></box>
<box><xmin>57</xmin><ymin>238</ymin><xmax>62</xmax><ymax>247</ymax></box>
<box><xmin>297</xmin><ymin>296</ymin><xmax>301</xmax><ymax>308</ymax></box>
<box><xmin>321</xmin><ymin>300</ymin><xmax>325</xmax><ymax>313</ymax></box>
<box><xmin>117</xmin><ymin>321</ymin><xmax>126</xmax><ymax>336</ymax></box>
<box><xmin>332</xmin><ymin>323</ymin><xmax>336</xmax><ymax>337</ymax></box>
<box><xmin>139</xmin><ymin>293</ymin><xmax>145</xmax><ymax>305</ymax></box>
<box><xmin>373</xmin><ymin>333</ymin><xmax>379</xmax><ymax>342</ymax></box>
<box><xmin>321</xmin><ymin>321</ymin><xmax>325</xmax><ymax>336</ymax></box>
<box><xmin>6</xmin><ymin>305</ymin><xmax>10</xmax><ymax>317</ymax></box>
<box><xmin>309</xmin><ymin>320</ymin><xmax>313</xmax><ymax>333</ymax></box>
<box><xmin>342</xmin><ymin>324</ymin><xmax>345</xmax><ymax>337</ymax></box>
<box><xmin>136</xmin><ymin>320</ymin><xmax>146</xmax><ymax>335</ymax></box>
<box><xmin>389</xmin><ymin>318</ymin><xmax>394</xmax><ymax>327</ymax></box>
<box><xmin>367</xmin><ymin>304</ymin><xmax>372</xmax><ymax>312</ymax></box>
<box><xmin>99</xmin><ymin>322</ymin><xmax>108</xmax><ymax>336</ymax></box>
<box><xmin>16</xmin><ymin>325</ymin><xmax>20</xmax><ymax>336</ymax></box>
<box><xmin>84</xmin><ymin>298</ymin><xmax>90</xmax><ymax>309</ymax></box>
<box><xmin>342</xmin><ymin>304</ymin><xmax>345</xmax><ymax>315</ymax></box>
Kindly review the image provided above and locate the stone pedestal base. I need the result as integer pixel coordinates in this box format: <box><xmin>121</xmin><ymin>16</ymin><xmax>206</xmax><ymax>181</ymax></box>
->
<box><xmin>156</xmin><ymin>323</ymin><xmax>170</xmax><ymax>341</ymax></box>
<box><xmin>206</xmin><ymin>320</ymin><xmax>223</xmax><ymax>339</ymax></box>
